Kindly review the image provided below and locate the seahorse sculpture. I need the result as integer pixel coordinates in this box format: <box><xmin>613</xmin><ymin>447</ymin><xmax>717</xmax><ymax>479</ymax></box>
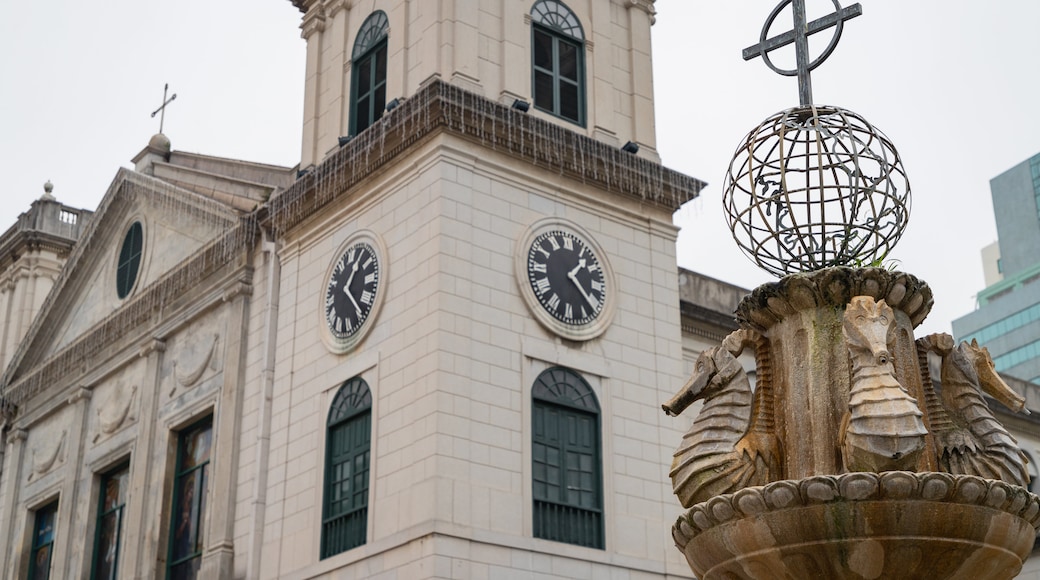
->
<box><xmin>840</xmin><ymin>296</ymin><xmax>928</xmax><ymax>473</ymax></box>
<box><xmin>662</xmin><ymin>329</ymin><xmax>781</xmax><ymax>508</ymax></box>
<box><xmin>917</xmin><ymin>333</ymin><xmax>1029</xmax><ymax>485</ymax></box>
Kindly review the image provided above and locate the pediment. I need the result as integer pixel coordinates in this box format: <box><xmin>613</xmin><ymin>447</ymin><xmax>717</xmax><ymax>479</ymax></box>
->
<box><xmin>3</xmin><ymin>169</ymin><xmax>240</xmax><ymax>384</ymax></box>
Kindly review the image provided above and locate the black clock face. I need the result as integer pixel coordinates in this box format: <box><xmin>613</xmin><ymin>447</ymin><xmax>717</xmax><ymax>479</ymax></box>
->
<box><xmin>325</xmin><ymin>241</ymin><xmax>380</xmax><ymax>339</ymax></box>
<box><xmin>527</xmin><ymin>230</ymin><xmax>607</xmax><ymax>326</ymax></box>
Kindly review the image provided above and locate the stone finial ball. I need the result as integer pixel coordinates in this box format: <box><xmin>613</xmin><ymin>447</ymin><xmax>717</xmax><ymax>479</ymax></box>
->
<box><xmin>722</xmin><ymin>106</ymin><xmax>910</xmax><ymax>278</ymax></box>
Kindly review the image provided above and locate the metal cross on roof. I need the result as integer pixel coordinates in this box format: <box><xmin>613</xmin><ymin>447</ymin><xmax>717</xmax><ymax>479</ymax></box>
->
<box><xmin>151</xmin><ymin>83</ymin><xmax>177</xmax><ymax>134</ymax></box>
<box><xmin>742</xmin><ymin>0</ymin><xmax>862</xmax><ymax>106</ymax></box>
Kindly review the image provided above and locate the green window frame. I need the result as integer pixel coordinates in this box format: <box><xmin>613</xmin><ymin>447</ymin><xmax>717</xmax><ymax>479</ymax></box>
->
<box><xmin>91</xmin><ymin>462</ymin><xmax>130</xmax><ymax>580</ymax></box>
<box><xmin>166</xmin><ymin>417</ymin><xmax>213</xmax><ymax>580</ymax></box>
<box><xmin>28</xmin><ymin>500</ymin><xmax>58</xmax><ymax>580</ymax></box>
<box><xmin>116</xmin><ymin>221</ymin><xmax>143</xmax><ymax>299</ymax></box>
<box><xmin>532</xmin><ymin>366</ymin><xmax>603</xmax><ymax>549</ymax></box>
<box><xmin>349</xmin><ymin>11</ymin><xmax>390</xmax><ymax>136</ymax></box>
<box><xmin>530</xmin><ymin>0</ymin><xmax>586</xmax><ymax>126</ymax></box>
<box><xmin>321</xmin><ymin>377</ymin><xmax>372</xmax><ymax>559</ymax></box>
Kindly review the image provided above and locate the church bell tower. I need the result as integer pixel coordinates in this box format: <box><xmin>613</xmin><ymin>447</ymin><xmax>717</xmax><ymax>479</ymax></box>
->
<box><xmin>262</xmin><ymin>1</ymin><xmax>704</xmax><ymax>577</ymax></box>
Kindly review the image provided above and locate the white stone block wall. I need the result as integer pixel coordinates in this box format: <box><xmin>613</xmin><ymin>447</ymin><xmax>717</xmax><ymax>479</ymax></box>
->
<box><xmin>299</xmin><ymin>0</ymin><xmax>660</xmax><ymax>168</ymax></box>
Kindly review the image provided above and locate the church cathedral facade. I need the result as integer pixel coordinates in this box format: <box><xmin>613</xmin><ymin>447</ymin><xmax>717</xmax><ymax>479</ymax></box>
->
<box><xmin>0</xmin><ymin>1</ymin><xmax>719</xmax><ymax>578</ymax></box>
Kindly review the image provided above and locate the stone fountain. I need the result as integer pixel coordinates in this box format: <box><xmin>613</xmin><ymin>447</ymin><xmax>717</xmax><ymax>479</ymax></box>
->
<box><xmin>664</xmin><ymin>3</ymin><xmax>1040</xmax><ymax>578</ymax></box>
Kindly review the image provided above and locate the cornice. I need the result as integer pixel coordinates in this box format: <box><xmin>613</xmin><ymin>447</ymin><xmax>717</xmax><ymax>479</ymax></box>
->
<box><xmin>627</xmin><ymin>0</ymin><xmax>656</xmax><ymax>24</ymax></box>
<box><xmin>300</xmin><ymin>5</ymin><xmax>327</xmax><ymax>39</ymax></box>
<box><xmin>267</xmin><ymin>80</ymin><xmax>704</xmax><ymax>235</ymax></box>
<box><xmin>326</xmin><ymin>0</ymin><xmax>349</xmax><ymax>18</ymax></box>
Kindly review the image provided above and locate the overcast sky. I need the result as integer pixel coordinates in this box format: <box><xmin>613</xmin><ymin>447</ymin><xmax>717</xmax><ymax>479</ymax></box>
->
<box><xmin>3</xmin><ymin>1</ymin><xmax>1039</xmax><ymax>338</ymax></box>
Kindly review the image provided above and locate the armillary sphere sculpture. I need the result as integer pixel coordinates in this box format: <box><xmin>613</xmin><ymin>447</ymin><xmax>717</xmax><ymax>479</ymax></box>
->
<box><xmin>664</xmin><ymin>3</ymin><xmax>1040</xmax><ymax>579</ymax></box>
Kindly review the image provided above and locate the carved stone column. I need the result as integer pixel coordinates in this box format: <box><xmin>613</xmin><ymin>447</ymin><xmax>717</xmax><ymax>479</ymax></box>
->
<box><xmin>199</xmin><ymin>283</ymin><xmax>251</xmax><ymax>578</ymax></box>
<box><xmin>56</xmin><ymin>387</ymin><xmax>91</xmax><ymax>579</ymax></box>
<box><xmin>0</xmin><ymin>428</ymin><xmax>28</xmax><ymax>578</ymax></box>
<box><xmin>124</xmin><ymin>338</ymin><xmax>165</xmax><ymax>580</ymax></box>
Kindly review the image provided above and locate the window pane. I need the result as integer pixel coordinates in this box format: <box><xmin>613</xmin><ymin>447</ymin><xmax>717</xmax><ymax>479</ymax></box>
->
<box><xmin>375</xmin><ymin>45</ymin><xmax>387</xmax><ymax>86</ymax></box>
<box><xmin>171</xmin><ymin>471</ymin><xmax>199</xmax><ymax>561</ymax></box>
<box><xmin>533</xmin><ymin>29</ymin><xmax>553</xmax><ymax>70</ymax></box>
<box><xmin>357</xmin><ymin>59</ymin><xmax>372</xmax><ymax>95</ymax></box>
<box><xmin>94</xmin><ymin>464</ymin><xmax>129</xmax><ymax>580</ymax></box>
<box><xmin>95</xmin><ymin>513</ymin><xmax>120</xmax><ymax>580</ymax></box>
<box><xmin>30</xmin><ymin>502</ymin><xmax>58</xmax><ymax>580</ymax></box>
<box><xmin>558</xmin><ymin>41</ymin><xmax>578</xmax><ymax>80</ymax></box>
<box><xmin>168</xmin><ymin>419</ymin><xmax>211</xmax><ymax>578</ymax></box>
<box><xmin>31</xmin><ymin>545</ymin><xmax>52</xmax><ymax>580</ymax></box>
<box><xmin>559</xmin><ymin>82</ymin><xmax>579</xmax><ymax>122</ymax></box>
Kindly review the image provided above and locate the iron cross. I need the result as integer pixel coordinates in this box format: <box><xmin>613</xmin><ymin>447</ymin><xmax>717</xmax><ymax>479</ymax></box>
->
<box><xmin>151</xmin><ymin>83</ymin><xmax>178</xmax><ymax>134</ymax></box>
<box><xmin>742</xmin><ymin>0</ymin><xmax>862</xmax><ymax>106</ymax></box>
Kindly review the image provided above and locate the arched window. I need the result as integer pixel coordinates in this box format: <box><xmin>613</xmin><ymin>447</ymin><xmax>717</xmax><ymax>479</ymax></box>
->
<box><xmin>350</xmin><ymin>11</ymin><xmax>390</xmax><ymax>136</ymax></box>
<box><xmin>321</xmin><ymin>377</ymin><xmax>372</xmax><ymax>558</ymax></box>
<box><xmin>116</xmin><ymin>221</ymin><xmax>143</xmax><ymax>299</ymax></box>
<box><xmin>532</xmin><ymin>367</ymin><xmax>603</xmax><ymax>549</ymax></box>
<box><xmin>530</xmin><ymin>1</ymin><xmax>585</xmax><ymax>126</ymax></box>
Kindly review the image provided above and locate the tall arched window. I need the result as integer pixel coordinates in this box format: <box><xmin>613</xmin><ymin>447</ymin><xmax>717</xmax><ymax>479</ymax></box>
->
<box><xmin>321</xmin><ymin>377</ymin><xmax>372</xmax><ymax>558</ymax></box>
<box><xmin>350</xmin><ymin>11</ymin><xmax>390</xmax><ymax>136</ymax></box>
<box><xmin>530</xmin><ymin>1</ymin><xmax>586</xmax><ymax>126</ymax></box>
<box><xmin>532</xmin><ymin>366</ymin><xmax>603</xmax><ymax>549</ymax></box>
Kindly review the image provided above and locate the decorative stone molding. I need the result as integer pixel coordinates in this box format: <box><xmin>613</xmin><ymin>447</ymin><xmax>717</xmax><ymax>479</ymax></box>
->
<box><xmin>93</xmin><ymin>383</ymin><xmax>138</xmax><ymax>443</ymax></box>
<box><xmin>28</xmin><ymin>430</ymin><xmax>66</xmax><ymax>481</ymax></box>
<box><xmin>325</xmin><ymin>0</ymin><xmax>349</xmax><ymax>18</ymax></box>
<box><xmin>627</xmin><ymin>0</ymin><xmax>657</xmax><ymax>24</ymax></box>
<box><xmin>736</xmin><ymin>266</ymin><xmax>933</xmax><ymax>332</ymax></box>
<box><xmin>301</xmin><ymin>6</ymin><xmax>327</xmax><ymax>39</ymax></box>
<box><xmin>66</xmin><ymin>387</ymin><xmax>92</xmax><ymax>405</ymax></box>
<box><xmin>171</xmin><ymin>334</ymin><xmax>219</xmax><ymax>396</ymax></box>
<box><xmin>222</xmin><ymin>281</ymin><xmax>253</xmax><ymax>302</ymax></box>
<box><xmin>0</xmin><ymin>396</ymin><xmax>17</xmax><ymax>423</ymax></box>
<box><xmin>8</xmin><ymin>428</ymin><xmax>27</xmax><ymax>444</ymax></box>
<box><xmin>673</xmin><ymin>472</ymin><xmax>1040</xmax><ymax>580</ymax></box>
<box><xmin>139</xmin><ymin>338</ymin><xmax>166</xmax><ymax>358</ymax></box>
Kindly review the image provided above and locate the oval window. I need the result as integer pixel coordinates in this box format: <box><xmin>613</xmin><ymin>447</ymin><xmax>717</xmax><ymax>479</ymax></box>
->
<box><xmin>116</xmin><ymin>222</ymin><xmax>143</xmax><ymax>298</ymax></box>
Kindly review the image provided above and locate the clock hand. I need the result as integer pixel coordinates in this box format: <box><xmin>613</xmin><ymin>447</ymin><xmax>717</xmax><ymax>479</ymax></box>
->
<box><xmin>342</xmin><ymin>261</ymin><xmax>363</xmax><ymax>315</ymax></box>
<box><xmin>566</xmin><ymin>260</ymin><xmax>599</xmax><ymax>310</ymax></box>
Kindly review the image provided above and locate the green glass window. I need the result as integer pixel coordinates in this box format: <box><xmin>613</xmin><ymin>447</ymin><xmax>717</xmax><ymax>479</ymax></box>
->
<box><xmin>167</xmin><ymin>418</ymin><xmax>212</xmax><ymax>580</ymax></box>
<box><xmin>321</xmin><ymin>377</ymin><xmax>372</xmax><ymax>559</ymax></box>
<box><xmin>116</xmin><ymin>222</ymin><xmax>143</xmax><ymax>299</ymax></box>
<box><xmin>531</xmin><ymin>1</ymin><xmax>585</xmax><ymax>126</ymax></box>
<box><xmin>28</xmin><ymin>500</ymin><xmax>58</xmax><ymax>580</ymax></box>
<box><xmin>350</xmin><ymin>12</ymin><xmax>389</xmax><ymax>136</ymax></box>
<box><xmin>532</xmin><ymin>367</ymin><xmax>603</xmax><ymax>549</ymax></box>
<box><xmin>92</xmin><ymin>463</ymin><xmax>130</xmax><ymax>580</ymax></box>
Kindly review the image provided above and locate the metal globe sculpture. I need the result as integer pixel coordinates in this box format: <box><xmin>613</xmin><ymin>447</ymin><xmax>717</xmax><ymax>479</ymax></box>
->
<box><xmin>722</xmin><ymin>105</ymin><xmax>910</xmax><ymax>278</ymax></box>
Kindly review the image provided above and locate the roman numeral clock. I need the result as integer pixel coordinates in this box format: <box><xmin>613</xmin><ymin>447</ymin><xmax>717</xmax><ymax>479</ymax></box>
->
<box><xmin>321</xmin><ymin>231</ymin><xmax>388</xmax><ymax>353</ymax></box>
<box><xmin>516</xmin><ymin>219</ymin><xmax>617</xmax><ymax>341</ymax></box>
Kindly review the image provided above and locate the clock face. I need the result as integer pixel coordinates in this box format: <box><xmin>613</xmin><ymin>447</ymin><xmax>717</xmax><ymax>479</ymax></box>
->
<box><xmin>526</xmin><ymin>229</ymin><xmax>607</xmax><ymax>326</ymax></box>
<box><xmin>325</xmin><ymin>241</ymin><xmax>380</xmax><ymax>340</ymax></box>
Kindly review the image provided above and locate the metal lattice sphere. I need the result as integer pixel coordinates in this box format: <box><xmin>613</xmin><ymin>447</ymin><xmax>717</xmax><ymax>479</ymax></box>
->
<box><xmin>723</xmin><ymin>105</ymin><xmax>910</xmax><ymax>278</ymax></box>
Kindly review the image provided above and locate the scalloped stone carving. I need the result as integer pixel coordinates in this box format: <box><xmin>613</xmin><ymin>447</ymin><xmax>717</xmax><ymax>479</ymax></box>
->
<box><xmin>673</xmin><ymin>472</ymin><xmax>1040</xmax><ymax>580</ymax></box>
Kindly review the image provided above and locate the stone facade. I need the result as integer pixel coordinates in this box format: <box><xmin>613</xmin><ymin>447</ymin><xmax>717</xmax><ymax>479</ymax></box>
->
<box><xmin>0</xmin><ymin>2</ymin><xmax>713</xmax><ymax>577</ymax></box>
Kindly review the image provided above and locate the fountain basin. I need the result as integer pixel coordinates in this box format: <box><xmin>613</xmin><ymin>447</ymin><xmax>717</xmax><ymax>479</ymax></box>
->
<box><xmin>673</xmin><ymin>472</ymin><xmax>1040</xmax><ymax>580</ymax></box>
